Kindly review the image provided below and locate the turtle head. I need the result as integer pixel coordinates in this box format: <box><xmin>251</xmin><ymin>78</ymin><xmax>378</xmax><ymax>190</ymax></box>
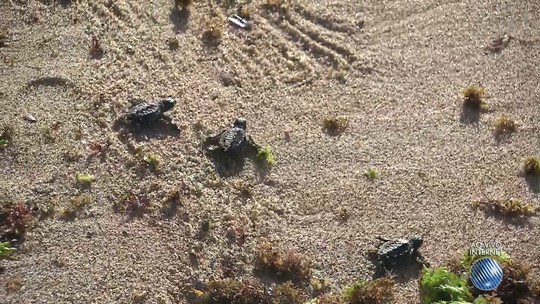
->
<box><xmin>410</xmin><ymin>235</ymin><xmax>423</xmax><ymax>249</ymax></box>
<box><xmin>233</xmin><ymin>117</ymin><xmax>247</xmax><ymax>130</ymax></box>
<box><xmin>159</xmin><ymin>97</ymin><xmax>176</xmax><ymax>112</ymax></box>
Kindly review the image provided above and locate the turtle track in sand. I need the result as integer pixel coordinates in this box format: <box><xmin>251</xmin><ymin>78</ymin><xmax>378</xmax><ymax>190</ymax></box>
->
<box><xmin>219</xmin><ymin>2</ymin><xmax>367</xmax><ymax>85</ymax></box>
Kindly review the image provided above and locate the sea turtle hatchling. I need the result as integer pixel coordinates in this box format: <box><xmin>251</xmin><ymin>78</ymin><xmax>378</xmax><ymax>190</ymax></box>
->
<box><xmin>204</xmin><ymin>117</ymin><xmax>261</xmax><ymax>156</ymax></box>
<box><xmin>376</xmin><ymin>235</ymin><xmax>427</xmax><ymax>271</ymax></box>
<box><xmin>123</xmin><ymin>97</ymin><xmax>176</xmax><ymax>125</ymax></box>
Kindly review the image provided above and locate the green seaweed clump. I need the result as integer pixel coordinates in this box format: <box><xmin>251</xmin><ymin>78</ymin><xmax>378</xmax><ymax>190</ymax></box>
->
<box><xmin>419</xmin><ymin>266</ymin><xmax>473</xmax><ymax>304</ymax></box>
<box><xmin>364</xmin><ymin>168</ymin><xmax>378</xmax><ymax>180</ymax></box>
<box><xmin>256</xmin><ymin>146</ymin><xmax>275</xmax><ymax>167</ymax></box>
<box><xmin>341</xmin><ymin>276</ymin><xmax>394</xmax><ymax>304</ymax></box>
<box><xmin>143</xmin><ymin>152</ymin><xmax>160</xmax><ymax>169</ymax></box>
<box><xmin>0</xmin><ymin>241</ymin><xmax>15</xmax><ymax>258</ymax></box>
<box><xmin>76</xmin><ymin>172</ymin><xmax>94</xmax><ymax>186</ymax></box>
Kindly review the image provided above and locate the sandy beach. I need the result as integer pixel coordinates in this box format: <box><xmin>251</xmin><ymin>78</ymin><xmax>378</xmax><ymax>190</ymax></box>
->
<box><xmin>1</xmin><ymin>0</ymin><xmax>539</xmax><ymax>303</ymax></box>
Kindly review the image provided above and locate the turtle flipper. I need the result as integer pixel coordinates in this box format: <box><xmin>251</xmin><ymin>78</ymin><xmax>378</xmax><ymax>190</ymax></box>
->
<box><xmin>415</xmin><ymin>253</ymin><xmax>430</xmax><ymax>268</ymax></box>
<box><xmin>379</xmin><ymin>258</ymin><xmax>393</xmax><ymax>275</ymax></box>
<box><xmin>203</xmin><ymin>129</ymin><xmax>226</xmax><ymax>149</ymax></box>
<box><xmin>376</xmin><ymin>236</ymin><xmax>391</xmax><ymax>242</ymax></box>
<box><xmin>128</xmin><ymin>97</ymin><xmax>147</xmax><ymax>105</ymax></box>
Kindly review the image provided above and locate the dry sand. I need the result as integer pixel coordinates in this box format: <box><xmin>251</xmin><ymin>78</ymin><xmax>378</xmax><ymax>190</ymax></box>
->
<box><xmin>1</xmin><ymin>0</ymin><xmax>539</xmax><ymax>303</ymax></box>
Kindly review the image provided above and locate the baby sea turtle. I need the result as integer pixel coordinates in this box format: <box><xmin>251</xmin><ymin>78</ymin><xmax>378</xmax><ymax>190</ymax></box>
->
<box><xmin>205</xmin><ymin>118</ymin><xmax>260</xmax><ymax>156</ymax></box>
<box><xmin>123</xmin><ymin>97</ymin><xmax>176</xmax><ymax>125</ymax></box>
<box><xmin>376</xmin><ymin>235</ymin><xmax>427</xmax><ymax>271</ymax></box>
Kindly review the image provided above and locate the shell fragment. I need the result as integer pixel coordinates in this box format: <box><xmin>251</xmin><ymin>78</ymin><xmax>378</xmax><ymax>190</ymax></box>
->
<box><xmin>228</xmin><ymin>15</ymin><xmax>249</xmax><ymax>28</ymax></box>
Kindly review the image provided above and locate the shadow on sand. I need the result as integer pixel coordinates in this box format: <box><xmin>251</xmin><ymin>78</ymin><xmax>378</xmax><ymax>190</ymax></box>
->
<box><xmin>459</xmin><ymin>103</ymin><xmax>481</xmax><ymax>125</ymax></box>
<box><xmin>525</xmin><ymin>175</ymin><xmax>540</xmax><ymax>193</ymax></box>
<box><xmin>169</xmin><ymin>7</ymin><xmax>190</xmax><ymax>32</ymax></box>
<box><xmin>477</xmin><ymin>207</ymin><xmax>534</xmax><ymax>228</ymax></box>
<box><xmin>367</xmin><ymin>251</ymin><xmax>427</xmax><ymax>284</ymax></box>
<box><xmin>494</xmin><ymin>131</ymin><xmax>515</xmax><ymax>145</ymax></box>
<box><xmin>113</xmin><ymin>119</ymin><xmax>181</xmax><ymax>144</ymax></box>
<box><xmin>203</xmin><ymin>145</ymin><xmax>270</xmax><ymax>179</ymax></box>
<box><xmin>204</xmin><ymin>148</ymin><xmax>247</xmax><ymax>177</ymax></box>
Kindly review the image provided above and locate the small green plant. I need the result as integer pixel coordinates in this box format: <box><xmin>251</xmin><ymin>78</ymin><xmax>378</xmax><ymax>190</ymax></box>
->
<box><xmin>494</xmin><ymin>115</ymin><xmax>516</xmax><ymax>135</ymax></box>
<box><xmin>0</xmin><ymin>242</ymin><xmax>15</xmax><ymax>258</ymax></box>
<box><xmin>143</xmin><ymin>152</ymin><xmax>160</xmax><ymax>168</ymax></box>
<box><xmin>39</xmin><ymin>125</ymin><xmax>50</xmax><ymax>135</ymax></box>
<box><xmin>364</xmin><ymin>167</ymin><xmax>377</xmax><ymax>179</ymax></box>
<box><xmin>524</xmin><ymin>156</ymin><xmax>540</xmax><ymax>175</ymax></box>
<box><xmin>341</xmin><ymin>276</ymin><xmax>394</xmax><ymax>304</ymax></box>
<box><xmin>463</xmin><ymin>85</ymin><xmax>486</xmax><ymax>109</ymax></box>
<box><xmin>76</xmin><ymin>172</ymin><xmax>94</xmax><ymax>185</ymax></box>
<box><xmin>419</xmin><ymin>266</ymin><xmax>473</xmax><ymax>304</ymax></box>
<box><xmin>256</xmin><ymin>146</ymin><xmax>275</xmax><ymax>166</ymax></box>
<box><xmin>0</xmin><ymin>138</ymin><xmax>8</xmax><ymax>148</ymax></box>
<box><xmin>323</xmin><ymin>116</ymin><xmax>348</xmax><ymax>136</ymax></box>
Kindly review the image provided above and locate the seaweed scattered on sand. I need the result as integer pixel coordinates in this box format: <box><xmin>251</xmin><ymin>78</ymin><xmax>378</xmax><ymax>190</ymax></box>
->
<box><xmin>472</xmin><ymin>198</ymin><xmax>537</xmax><ymax>218</ymax></box>
<box><xmin>341</xmin><ymin>276</ymin><xmax>394</xmax><ymax>304</ymax></box>
<box><xmin>323</xmin><ymin>116</ymin><xmax>348</xmax><ymax>136</ymax></box>
<box><xmin>254</xmin><ymin>240</ymin><xmax>312</xmax><ymax>282</ymax></box>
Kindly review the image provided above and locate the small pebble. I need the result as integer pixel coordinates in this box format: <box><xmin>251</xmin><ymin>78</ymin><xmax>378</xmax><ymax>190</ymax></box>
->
<box><xmin>24</xmin><ymin>114</ymin><xmax>37</xmax><ymax>122</ymax></box>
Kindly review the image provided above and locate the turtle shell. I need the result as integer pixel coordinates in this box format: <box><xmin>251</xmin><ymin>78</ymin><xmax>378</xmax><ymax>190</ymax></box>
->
<box><xmin>219</xmin><ymin>126</ymin><xmax>246</xmax><ymax>153</ymax></box>
<box><xmin>125</xmin><ymin>102</ymin><xmax>163</xmax><ymax>124</ymax></box>
<box><xmin>377</xmin><ymin>239</ymin><xmax>414</xmax><ymax>260</ymax></box>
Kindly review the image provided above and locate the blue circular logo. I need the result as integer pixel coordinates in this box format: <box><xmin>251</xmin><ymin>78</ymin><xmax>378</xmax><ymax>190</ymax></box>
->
<box><xmin>469</xmin><ymin>257</ymin><xmax>503</xmax><ymax>291</ymax></box>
